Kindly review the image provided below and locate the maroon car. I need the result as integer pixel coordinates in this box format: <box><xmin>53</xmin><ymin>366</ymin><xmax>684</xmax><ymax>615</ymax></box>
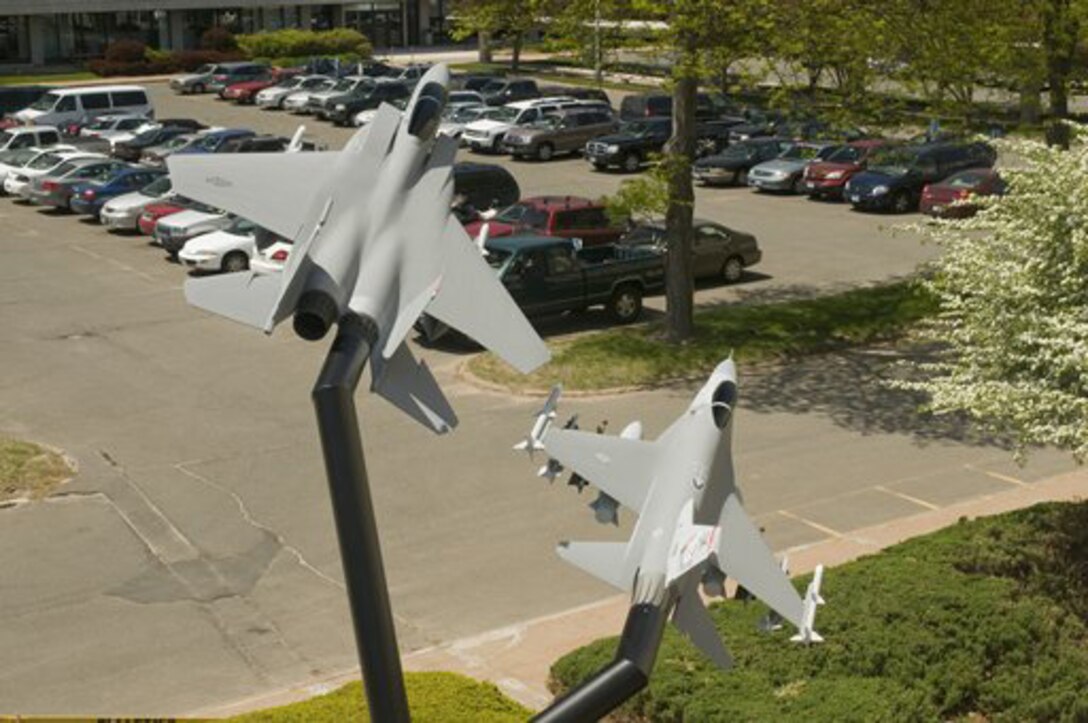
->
<box><xmin>803</xmin><ymin>139</ymin><xmax>894</xmax><ymax>200</ymax></box>
<box><xmin>222</xmin><ymin>70</ymin><xmax>296</xmax><ymax>104</ymax></box>
<box><xmin>920</xmin><ymin>168</ymin><xmax>1003</xmax><ymax>218</ymax></box>
<box><xmin>464</xmin><ymin>196</ymin><xmax>625</xmax><ymax>247</ymax></box>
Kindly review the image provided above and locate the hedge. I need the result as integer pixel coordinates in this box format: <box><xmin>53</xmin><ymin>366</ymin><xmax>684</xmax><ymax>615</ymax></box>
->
<box><xmin>235</xmin><ymin>29</ymin><xmax>372</xmax><ymax>62</ymax></box>
<box><xmin>551</xmin><ymin>501</ymin><xmax>1088</xmax><ymax>722</ymax></box>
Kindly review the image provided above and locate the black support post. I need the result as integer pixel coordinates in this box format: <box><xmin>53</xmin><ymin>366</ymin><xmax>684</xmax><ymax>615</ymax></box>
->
<box><xmin>312</xmin><ymin>314</ymin><xmax>411</xmax><ymax>723</ymax></box>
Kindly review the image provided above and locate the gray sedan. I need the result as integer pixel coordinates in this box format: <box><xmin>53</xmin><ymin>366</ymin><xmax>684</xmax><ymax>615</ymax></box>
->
<box><xmin>620</xmin><ymin>218</ymin><xmax>762</xmax><ymax>284</ymax></box>
<box><xmin>747</xmin><ymin>141</ymin><xmax>839</xmax><ymax>193</ymax></box>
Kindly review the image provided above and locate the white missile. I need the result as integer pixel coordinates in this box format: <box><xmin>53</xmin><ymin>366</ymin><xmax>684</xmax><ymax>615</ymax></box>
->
<box><xmin>514</xmin><ymin>385</ymin><xmax>562</xmax><ymax>455</ymax></box>
<box><xmin>790</xmin><ymin>564</ymin><xmax>825</xmax><ymax>644</ymax></box>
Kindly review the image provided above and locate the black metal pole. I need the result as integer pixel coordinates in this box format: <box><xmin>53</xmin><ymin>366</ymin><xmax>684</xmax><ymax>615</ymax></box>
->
<box><xmin>532</xmin><ymin>601</ymin><xmax>671</xmax><ymax>723</ymax></box>
<box><xmin>312</xmin><ymin>313</ymin><xmax>411</xmax><ymax>723</ymax></box>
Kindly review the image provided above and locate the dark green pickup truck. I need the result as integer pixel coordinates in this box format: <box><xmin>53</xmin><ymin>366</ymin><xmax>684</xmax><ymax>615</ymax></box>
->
<box><xmin>486</xmin><ymin>234</ymin><xmax>665</xmax><ymax>323</ymax></box>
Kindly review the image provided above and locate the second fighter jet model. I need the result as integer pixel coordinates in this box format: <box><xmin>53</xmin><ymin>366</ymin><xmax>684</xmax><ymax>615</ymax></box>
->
<box><xmin>167</xmin><ymin>65</ymin><xmax>549</xmax><ymax>433</ymax></box>
<box><xmin>519</xmin><ymin>358</ymin><xmax>824</xmax><ymax>682</ymax></box>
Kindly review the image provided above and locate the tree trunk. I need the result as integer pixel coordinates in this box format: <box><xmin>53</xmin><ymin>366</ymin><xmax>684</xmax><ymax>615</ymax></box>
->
<box><xmin>1042</xmin><ymin>0</ymin><xmax>1076</xmax><ymax>148</ymax></box>
<box><xmin>1019</xmin><ymin>78</ymin><xmax>1042</xmax><ymax>126</ymax></box>
<box><xmin>663</xmin><ymin>47</ymin><xmax>698</xmax><ymax>344</ymax></box>
<box><xmin>512</xmin><ymin>31</ymin><xmax>523</xmax><ymax>72</ymax></box>
<box><xmin>479</xmin><ymin>31</ymin><xmax>493</xmax><ymax>64</ymax></box>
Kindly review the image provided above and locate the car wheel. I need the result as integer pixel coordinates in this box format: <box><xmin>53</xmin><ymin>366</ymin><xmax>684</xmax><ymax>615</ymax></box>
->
<box><xmin>792</xmin><ymin>175</ymin><xmax>806</xmax><ymax>194</ymax></box>
<box><xmin>591</xmin><ymin>161</ymin><xmax>607</xmax><ymax>172</ymax></box>
<box><xmin>491</xmin><ymin>135</ymin><xmax>504</xmax><ymax>153</ymax></box>
<box><xmin>736</xmin><ymin>169</ymin><xmax>748</xmax><ymax>186</ymax></box>
<box><xmin>222</xmin><ymin>252</ymin><xmax>249</xmax><ymax>273</ymax></box>
<box><xmin>192</xmin><ymin>83</ymin><xmax>205</xmax><ymax>94</ymax></box>
<box><xmin>608</xmin><ymin>285</ymin><xmax>643</xmax><ymax>324</ymax></box>
<box><xmin>622</xmin><ymin>152</ymin><xmax>641</xmax><ymax>173</ymax></box>
<box><xmin>536</xmin><ymin>142</ymin><xmax>555</xmax><ymax>161</ymax></box>
<box><xmin>892</xmin><ymin>192</ymin><xmax>913</xmax><ymax>213</ymax></box>
<box><xmin>722</xmin><ymin>256</ymin><xmax>744</xmax><ymax>284</ymax></box>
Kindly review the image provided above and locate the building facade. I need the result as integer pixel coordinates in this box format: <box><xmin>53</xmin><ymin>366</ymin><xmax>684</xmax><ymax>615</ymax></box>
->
<box><xmin>0</xmin><ymin>1</ymin><xmax>450</xmax><ymax>68</ymax></box>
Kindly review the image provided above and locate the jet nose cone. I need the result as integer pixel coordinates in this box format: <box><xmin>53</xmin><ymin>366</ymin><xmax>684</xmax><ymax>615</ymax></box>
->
<box><xmin>406</xmin><ymin>64</ymin><xmax>450</xmax><ymax>141</ymax></box>
<box><xmin>418</xmin><ymin>63</ymin><xmax>450</xmax><ymax>88</ymax></box>
<box><xmin>712</xmin><ymin>358</ymin><xmax>737</xmax><ymax>384</ymax></box>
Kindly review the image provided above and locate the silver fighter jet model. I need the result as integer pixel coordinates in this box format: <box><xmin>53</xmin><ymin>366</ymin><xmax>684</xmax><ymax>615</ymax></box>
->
<box><xmin>520</xmin><ymin>358</ymin><xmax>824</xmax><ymax>671</ymax></box>
<box><xmin>166</xmin><ymin>64</ymin><xmax>549</xmax><ymax>434</ymax></box>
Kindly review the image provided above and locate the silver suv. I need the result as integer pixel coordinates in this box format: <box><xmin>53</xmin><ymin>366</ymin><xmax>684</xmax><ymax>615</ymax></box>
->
<box><xmin>501</xmin><ymin>106</ymin><xmax>616</xmax><ymax>161</ymax></box>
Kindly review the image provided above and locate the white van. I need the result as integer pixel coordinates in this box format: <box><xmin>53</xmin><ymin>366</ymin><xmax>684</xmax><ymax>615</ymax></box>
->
<box><xmin>12</xmin><ymin>86</ymin><xmax>153</xmax><ymax>128</ymax></box>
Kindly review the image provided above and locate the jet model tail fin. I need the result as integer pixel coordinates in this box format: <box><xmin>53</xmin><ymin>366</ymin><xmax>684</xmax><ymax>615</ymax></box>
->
<box><xmin>673</xmin><ymin>588</ymin><xmax>733</xmax><ymax>670</ymax></box>
<box><xmin>371</xmin><ymin>342</ymin><xmax>457</xmax><ymax>434</ymax></box>
<box><xmin>714</xmin><ymin>494</ymin><xmax>805</xmax><ymax>630</ymax></box>
<box><xmin>556</xmin><ymin>541</ymin><xmax>633</xmax><ymax>592</ymax></box>
<box><xmin>184</xmin><ymin>271</ymin><xmax>284</xmax><ymax>331</ymax></box>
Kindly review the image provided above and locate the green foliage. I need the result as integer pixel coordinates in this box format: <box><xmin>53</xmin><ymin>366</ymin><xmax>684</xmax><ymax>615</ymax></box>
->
<box><xmin>552</xmin><ymin>502</ymin><xmax>1088</xmax><ymax>722</ymax></box>
<box><xmin>470</xmin><ymin>281</ymin><xmax>936</xmax><ymax>391</ymax></box>
<box><xmin>200</xmin><ymin>26</ymin><xmax>239</xmax><ymax>52</ymax></box>
<box><xmin>229</xmin><ymin>672</ymin><xmax>530</xmax><ymax>722</ymax></box>
<box><xmin>0</xmin><ymin>437</ymin><xmax>72</xmax><ymax>502</ymax></box>
<box><xmin>235</xmin><ymin>29</ymin><xmax>372</xmax><ymax>62</ymax></box>
<box><xmin>604</xmin><ymin>160</ymin><xmax>669</xmax><ymax>224</ymax></box>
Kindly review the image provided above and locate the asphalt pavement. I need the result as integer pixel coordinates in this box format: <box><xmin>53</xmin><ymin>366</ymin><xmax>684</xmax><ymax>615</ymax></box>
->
<box><xmin>0</xmin><ymin>83</ymin><xmax>1076</xmax><ymax>715</ymax></box>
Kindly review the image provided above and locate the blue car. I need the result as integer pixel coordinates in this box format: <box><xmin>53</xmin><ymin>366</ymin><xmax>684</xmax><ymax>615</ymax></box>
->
<box><xmin>69</xmin><ymin>167</ymin><xmax>168</xmax><ymax>217</ymax></box>
<box><xmin>170</xmin><ymin>128</ymin><xmax>256</xmax><ymax>156</ymax></box>
<box><xmin>844</xmin><ymin>141</ymin><xmax>996</xmax><ymax>214</ymax></box>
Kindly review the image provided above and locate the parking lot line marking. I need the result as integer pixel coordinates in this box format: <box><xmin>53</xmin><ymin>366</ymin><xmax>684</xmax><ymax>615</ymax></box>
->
<box><xmin>777</xmin><ymin>509</ymin><xmax>843</xmax><ymax>538</ymax></box>
<box><xmin>965</xmin><ymin>463</ymin><xmax>1029</xmax><ymax>487</ymax></box>
<box><xmin>874</xmin><ymin>484</ymin><xmax>940</xmax><ymax>511</ymax></box>
<box><xmin>68</xmin><ymin>244</ymin><xmax>158</xmax><ymax>283</ymax></box>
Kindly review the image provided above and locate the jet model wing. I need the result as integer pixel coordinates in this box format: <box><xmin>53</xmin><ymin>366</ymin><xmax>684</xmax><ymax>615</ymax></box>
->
<box><xmin>541</xmin><ymin>429</ymin><xmax>657</xmax><ymax>512</ymax></box>
<box><xmin>715</xmin><ymin>493</ymin><xmax>804</xmax><ymax>628</ymax></box>
<box><xmin>371</xmin><ymin>342</ymin><xmax>457</xmax><ymax>433</ymax></box>
<box><xmin>184</xmin><ymin>270</ymin><xmax>284</xmax><ymax>330</ymax></box>
<box><xmin>556</xmin><ymin>541</ymin><xmax>633</xmax><ymax>591</ymax></box>
<box><xmin>673</xmin><ymin>586</ymin><xmax>733</xmax><ymax>669</ymax></box>
<box><xmin>426</xmin><ymin>214</ymin><xmax>551</xmax><ymax>374</ymax></box>
<box><xmin>166</xmin><ymin>151</ymin><xmax>333</xmax><ymax>241</ymax></box>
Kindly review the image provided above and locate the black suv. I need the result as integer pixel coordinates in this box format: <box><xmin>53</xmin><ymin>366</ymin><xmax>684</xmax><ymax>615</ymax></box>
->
<box><xmin>451</xmin><ymin>162</ymin><xmax>521</xmax><ymax>223</ymax></box>
<box><xmin>619</xmin><ymin>92</ymin><xmax>741</xmax><ymax>121</ymax></box>
<box><xmin>585</xmin><ymin>116</ymin><xmax>737</xmax><ymax>172</ymax></box>
<box><xmin>327</xmin><ymin>82</ymin><xmax>412</xmax><ymax>126</ymax></box>
<box><xmin>845</xmin><ymin>141</ymin><xmax>996</xmax><ymax>213</ymax></box>
<box><xmin>692</xmin><ymin>137</ymin><xmax>794</xmax><ymax>186</ymax></box>
<box><xmin>480</xmin><ymin>79</ymin><xmax>541</xmax><ymax>106</ymax></box>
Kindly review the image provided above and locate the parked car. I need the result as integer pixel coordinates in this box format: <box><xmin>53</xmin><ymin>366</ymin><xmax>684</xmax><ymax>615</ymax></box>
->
<box><xmin>479</xmin><ymin>235</ymin><xmax>665</xmax><ymax>323</ymax></box>
<box><xmin>391</xmin><ymin>64</ymin><xmax>431</xmax><ymax>87</ymax></box>
<box><xmin>328</xmin><ymin>81</ymin><xmax>412</xmax><ymax>126</ymax></box>
<box><xmin>155</xmin><ymin>207</ymin><xmax>231</xmax><ymax>257</ymax></box>
<box><xmin>113</xmin><ymin>124</ymin><xmax>202</xmax><ymax>162</ymax></box>
<box><xmin>455</xmin><ymin>73</ymin><xmax>502</xmax><ymax>92</ymax></box>
<box><xmin>725</xmin><ymin>110</ymin><xmax>786</xmax><ymax>143</ymax></box>
<box><xmin>78</xmin><ymin>113</ymin><xmax>149</xmax><ymax>139</ymax></box>
<box><xmin>448</xmin><ymin>90</ymin><xmax>485</xmax><ymax>110</ymax></box>
<box><xmin>585</xmin><ymin>116</ymin><xmax>735</xmax><ymax>172</ymax></box>
<box><xmin>480</xmin><ymin>78</ymin><xmax>541</xmax><ymax>106</ymax></box>
<box><xmin>693</xmin><ymin>138</ymin><xmax>793</xmax><ymax>186</ymax></box>
<box><xmin>11</xmin><ymin>85</ymin><xmax>151</xmax><ymax>128</ymax></box>
<box><xmin>920</xmin><ymin>168</ymin><xmax>1004</xmax><ymax>218</ymax></box>
<box><xmin>223</xmin><ymin>134</ymin><xmax>323</xmax><ymax>153</ymax></box>
<box><xmin>250</xmin><ymin>239</ymin><xmax>293</xmax><ymax>275</ymax></box>
<box><xmin>3</xmin><ymin>149</ymin><xmax>104</xmax><ymax>198</ymax></box>
<box><xmin>747</xmin><ymin>141</ymin><xmax>840</xmax><ymax>193</ymax></box>
<box><xmin>353</xmin><ymin>97</ymin><xmax>408</xmax><ymax>127</ymax></box>
<box><xmin>170</xmin><ymin>129</ymin><xmax>257</xmax><ymax>157</ymax></box>
<box><xmin>0</xmin><ymin>125</ymin><xmax>61</xmax><ymax>152</ymax></box>
<box><xmin>26</xmin><ymin>157</ymin><xmax>129</xmax><ymax>209</ymax></box>
<box><xmin>619</xmin><ymin>92</ymin><xmax>740</xmax><ymax>121</ymax></box>
<box><xmin>621</xmin><ymin>218</ymin><xmax>762</xmax><ymax>284</ymax></box>
<box><xmin>99</xmin><ymin>173</ymin><xmax>174</xmax><ymax>230</ymax></box>
<box><xmin>0</xmin><ymin>85</ymin><xmax>53</xmax><ymax>119</ymax></box>
<box><xmin>139</xmin><ymin>132</ymin><xmax>206</xmax><ymax>166</ymax></box>
<box><xmin>465</xmin><ymin>196</ymin><xmax>625</xmax><ymax>246</ymax></box>
<box><xmin>0</xmin><ymin>146</ymin><xmax>72</xmax><ymax>189</ymax></box>
<box><xmin>69</xmin><ymin>166</ymin><xmax>166</xmax><ymax>217</ymax></box>
<box><xmin>137</xmin><ymin>196</ymin><xmax>212</xmax><ymax>236</ymax></box>
<box><xmin>803</xmin><ymin>139</ymin><xmax>895</xmax><ymax>200</ymax></box>
<box><xmin>282</xmin><ymin>79</ymin><xmax>337</xmax><ymax>113</ymax></box>
<box><xmin>845</xmin><ymin>141</ymin><xmax>996</xmax><ymax>213</ymax></box>
<box><xmin>502</xmin><ymin>107</ymin><xmax>617</xmax><ymax>161</ymax></box>
<box><xmin>222</xmin><ymin>75</ymin><xmax>285</xmax><ymax>104</ymax></box>
<box><xmin>307</xmin><ymin>76</ymin><xmax>374</xmax><ymax>117</ymax></box>
<box><xmin>179</xmin><ymin>217</ymin><xmax>285</xmax><ymax>273</ymax></box>
<box><xmin>556</xmin><ymin>87</ymin><xmax>612</xmax><ymax>106</ymax></box>
<box><xmin>255</xmin><ymin>75</ymin><xmax>331</xmax><ymax>109</ymax></box>
<box><xmin>451</xmin><ymin>162</ymin><xmax>521</xmax><ymax>222</ymax></box>
<box><xmin>171</xmin><ymin>63</ymin><xmax>238</xmax><ymax>94</ymax></box>
<box><xmin>208</xmin><ymin>63</ymin><xmax>271</xmax><ymax>94</ymax></box>
<box><xmin>438</xmin><ymin>105</ymin><xmax>494</xmax><ymax>140</ymax></box>
<box><xmin>462</xmin><ymin>97</ymin><xmax>578</xmax><ymax>152</ymax></box>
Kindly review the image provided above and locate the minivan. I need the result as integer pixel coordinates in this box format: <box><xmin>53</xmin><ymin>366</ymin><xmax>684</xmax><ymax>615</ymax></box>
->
<box><xmin>13</xmin><ymin>86</ymin><xmax>152</xmax><ymax>128</ymax></box>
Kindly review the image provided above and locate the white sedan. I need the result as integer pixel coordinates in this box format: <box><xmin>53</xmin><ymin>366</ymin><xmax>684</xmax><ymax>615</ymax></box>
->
<box><xmin>250</xmin><ymin>240</ymin><xmax>292</xmax><ymax>275</ymax></box>
<box><xmin>100</xmin><ymin>175</ymin><xmax>173</xmax><ymax>231</ymax></box>
<box><xmin>0</xmin><ymin>145</ymin><xmax>74</xmax><ymax>190</ymax></box>
<box><xmin>179</xmin><ymin>217</ymin><xmax>283</xmax><ymax>273</ymax></box>
<box><xmin>3</xmin><ymin>149</ymin><xmax>103</xmax><ymax>197</ymax></box>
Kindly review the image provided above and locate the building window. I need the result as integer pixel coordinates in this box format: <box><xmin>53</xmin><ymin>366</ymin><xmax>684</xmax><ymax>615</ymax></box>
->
<box><xmin>0</xmin><ymin>16</ymin><xmax>29</xmax><ymax>63</ymax></box>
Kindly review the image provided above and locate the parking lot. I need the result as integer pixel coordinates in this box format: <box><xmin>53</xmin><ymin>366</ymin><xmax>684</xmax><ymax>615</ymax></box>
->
<box><xmin>0</xmin><ymin>80</ymin><xmax>1076</xmax><ymax>715</ymax></box>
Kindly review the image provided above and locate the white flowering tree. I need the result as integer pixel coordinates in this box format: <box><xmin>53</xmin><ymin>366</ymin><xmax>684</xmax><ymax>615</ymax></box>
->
<box><xmin>901</xmin><ymin>128</ymin><xmax>1088</xmax><ymax>460</ymax></box>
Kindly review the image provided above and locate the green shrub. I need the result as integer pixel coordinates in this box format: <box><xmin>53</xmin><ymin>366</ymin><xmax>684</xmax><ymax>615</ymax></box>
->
<box><xmin>236</xmin><ymin>29</ymin><xmax>372</xmax><ymax>62</ymax></box>
<box><xmin>551</xmin><ymin>502</ymin><xmax>1088</xmax><ymax>722</ymax></box>
<box><xmin>200</xmin><ymin>26</ymin><xmax>238</xmax><ymax>52</ymax></box>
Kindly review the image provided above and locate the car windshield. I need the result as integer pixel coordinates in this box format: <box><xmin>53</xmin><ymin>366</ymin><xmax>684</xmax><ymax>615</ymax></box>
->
<box><xmin>494</xmin><ymin>203</ymin><xmax>549</xmax><ymax>228</ymax></box>
<box><xmin>227</xmin><ymin>216</ymin><xmax>257</xmax><ymax>235</ymax></box>
<box><xmin>0</xmin><ymin>131</ymin><xmax>14</xmax><ymax>146</ymax></box>
<box><xmin>87</xmin><ymin>164</ymin><xmax>119</xmax><ymax>180</ymax></box>
<box><xmin>86</xmin><ymin>117</ymin><xmax>116</xmax><ymax>131</ymax></box>
<box><xmin>29</xmin><ymin>152</ymin><xmax>64</xmax><ymax>170</ymax></box>
<box><xmin>481</xmin><ymin>80</ymin><xmax>506</xmax><ymax>94</ymax></box>
<box><xmin>161</xmin><ymin>135</ymin><xmax>193</xmax><ymax>151</ymax></box>
<box><xmin>142</xmin><ymin>175</ymin><xmax>171</xmax><ymax>196</ymax></box>
<box><xmin>868</xmin><ymin>149</ymin><xmax>918</xmax><ymax>176</ymax></box>
<box><xmin>196</xmin><ymin>134</ymin><xmax>225</xmax><ymax>150</ymax></box>
<box><xmin>531</xmin><ymin>115</ymin><xmax>563</xmax><ymax>129</ymax></box>
<box><xmin>448</xmin><ymin>106</ymin><xmax>485</xmax><ymax>122</ymax></box>
<box><xmin>622</xmin><ymin>226</ymin><xmax>663</xmax><ymax>246</ymax></box>
<box><xmin>827</xmin><ymin>145</ymin><xmax>865</xmax><ymax>163</ymax></box>
<box><xmin>277</xmin><ymin>76</ymin><xmax>302</xmax><ymax>88</ymax></box>
<box><xmin>0</xmin><ymin>148</ymin><xmax>39</xmax><ymax>166</ymax></box>
<box><xmin>130</xmin><ymin>128</ymin><xmax>161</xmax><ymax>144</ymax></box>
<box><xmin>28</xmin><ymin>92</ymin><xmax>60</xmax><ymax>111</ymax></box>
<box><xmin>720</xmin><ymin>145</ymin><xmax>756</xmax><ymax>160</ymax></box>
<box><xmin>491</xmin><ymin>107</ymin><xmax>519</xmax><ymax>122</ymax></box>
<box><xmin>622</xmin><ymin>120</ymin><xmax>667</xmax><ymax>137</ymax></box>
<box><xmin>331</xmin><ymin>78</ymin><xmax>355</xmax><ymax>92</ymax></box>
<box><xmin>450</xmin><ymin>92</ymin><xmax>480</xmax><ymax>104</ymax></box>
<box><xmin>780</xmin><ymin>145</ymin><xmax>825</xmax><ymax>161</ymax></box>
<box><xmin>945</xmin><ymin>171</ymin><xmax>989</xmax><ymax>188</ymax></box>
<box><xmin>195</xmin><ymin>64</ymin><xmax>214</xmax><ymax>75</ymax></box>
<box><xmin>302</xmin><ymin>77</ymin><xmax>330</xmax><ymax>89</ymax></box>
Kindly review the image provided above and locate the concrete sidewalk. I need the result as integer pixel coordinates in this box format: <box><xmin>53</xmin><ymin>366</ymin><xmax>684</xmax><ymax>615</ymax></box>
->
<box><xmin>201</xmin><ymin>464</ymin><xmax>1088</xmax><ymax>716</ymax></box>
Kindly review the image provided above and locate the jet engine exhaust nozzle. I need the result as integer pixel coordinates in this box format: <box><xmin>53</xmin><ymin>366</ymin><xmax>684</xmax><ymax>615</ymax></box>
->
<box><xmin>294</xmin><ymin>290</ymin><xmax>339</xmax><ymax>341</ymax></box>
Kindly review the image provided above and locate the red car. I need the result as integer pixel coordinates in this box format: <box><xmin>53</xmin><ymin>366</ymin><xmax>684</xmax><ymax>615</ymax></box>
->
<box><xmin>803</xmin><ymin>139</ymin><xmax>895</xmax><ymax>200</ymax></box>
<box><xmin>137</xmin><ymin>198</ymin><xmax>190</xmax><ymax>235</ymax></box>
<box><xmin>464</xmin><ymin>196</ymin><xmax>625</xmax><ymax>247</ymax></box>
<box><xmin>920</xmin><ymin>168</ymin><xmax>1004</xmax><ymax>218</ymax></box>
<box><xmin>222</xmin><ymin>71</ymin><xmax>295</xmax><ymax>104</ymax></box>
